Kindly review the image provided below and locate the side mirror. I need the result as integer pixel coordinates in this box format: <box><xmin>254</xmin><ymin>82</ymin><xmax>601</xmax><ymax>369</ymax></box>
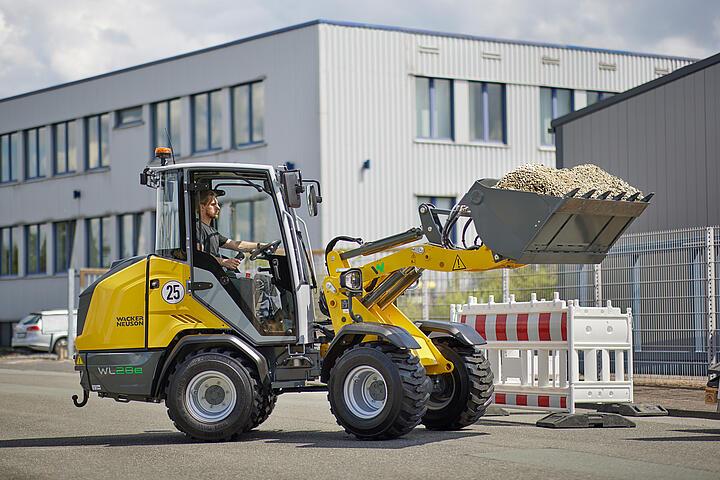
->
<box><xmin>281</xmin><ymin>170</ymin><xmax>303</xmax><ymax>209</ymax></box>
<box><xmin>339</xmin><ymin>268</ymin><xmax>363</xmax><ymax>295</ymax></box>
<box><xmin>307</xmin><ymin>184</ymin><xmax>320</xmax><ymax>217</ymax></box>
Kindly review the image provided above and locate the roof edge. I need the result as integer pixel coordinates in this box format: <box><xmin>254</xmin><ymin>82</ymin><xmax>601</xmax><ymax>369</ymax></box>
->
<box><xmin>552</xmin><ymin>50</ymin><xmax>720</xmax><ymax>128</ymax></box>
<box><xmin>0</xmin><ymin>20</ymin><xmax>323</xmax><ymax>104</ymax></box>
<box><xmin>318</xmin><ymin>19</ymin><xmax>698</xmax><ymax>62</ymax></box>
<box><xmin>0</xmin><ymin>18</ymin><xmax>699</xmax><ymax>105</ymax></box>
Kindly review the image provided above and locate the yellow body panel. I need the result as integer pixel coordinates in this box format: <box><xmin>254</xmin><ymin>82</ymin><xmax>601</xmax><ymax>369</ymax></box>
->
<box><xmin>76</xmin><ymin>256</ymin><xmax>229</xmax><ymax>351</ymax></box>
<box><xmin>76</xmin><ymin>259</ymin><xmax>148</xmax><ymax>350</ymax></box>
<box><xmin>147</xmin><ymin>257</ymin><xmax>229</xmax><ymax>348</ymax></box>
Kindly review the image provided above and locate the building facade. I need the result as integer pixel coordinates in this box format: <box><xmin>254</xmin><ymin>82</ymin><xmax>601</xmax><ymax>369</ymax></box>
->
<box><xmin>0</xmin><ymin>20</ymin><xmax>694</xmax><ymax>336</ymax></box>
<box><xmin>552</xmin><ymin>52</ymin><xmax>720</xmax><ymax>233</ymax></box>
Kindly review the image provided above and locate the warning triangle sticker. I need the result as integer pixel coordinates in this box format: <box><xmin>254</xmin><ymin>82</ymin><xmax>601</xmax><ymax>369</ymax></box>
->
<box><xmin>452</xmin><ymin>255</ymin><xmax>467</xmax><ymax>271</ymax></box>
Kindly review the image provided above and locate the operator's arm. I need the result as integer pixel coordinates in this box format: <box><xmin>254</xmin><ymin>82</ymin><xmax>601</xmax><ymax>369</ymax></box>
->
<box><xmin>222</xmin><ymin>238</ymin><xmax>261</xmax><ymax>253</ymax></box>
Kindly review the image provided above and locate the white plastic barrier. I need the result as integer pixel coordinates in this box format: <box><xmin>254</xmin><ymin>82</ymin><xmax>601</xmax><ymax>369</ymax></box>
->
<box><xmin>456</xmin><ymin>293</ymin><xmax>634</xmax><ymax>414</ymax></box>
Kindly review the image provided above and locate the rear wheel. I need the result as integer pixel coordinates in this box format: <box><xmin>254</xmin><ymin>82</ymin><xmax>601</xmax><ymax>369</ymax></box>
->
<box><xmin>166</xmin><ymin>350</ymin><xmax>260</xmax><ymax>441</ymax></box>
<box><xmin>53</xmin><ymin>337</ymin><xmax>68</xmax><ymax>355</ymax></box>
<box><xmin>422</xmin><ymin>341</ymin><xmax>493</xmax><ymax>430</ymax></box>
<box><xmin>328</xmin><ymin>343</ymin><xmax>430</xmax><ymax>440</ymax></box>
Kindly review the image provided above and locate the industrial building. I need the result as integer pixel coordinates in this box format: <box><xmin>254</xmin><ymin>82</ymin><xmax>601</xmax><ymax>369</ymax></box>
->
<box><xmin>0</xmin><ymin>19</ymin><xmax>694</xmax><ymax>341</ymax></box>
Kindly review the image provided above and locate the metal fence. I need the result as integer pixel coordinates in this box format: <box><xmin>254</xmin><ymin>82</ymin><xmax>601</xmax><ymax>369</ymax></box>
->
<box><xmin>315</xmin><ymin>226</ymin><xmax>720</xmax><ymax>378</ymax></box>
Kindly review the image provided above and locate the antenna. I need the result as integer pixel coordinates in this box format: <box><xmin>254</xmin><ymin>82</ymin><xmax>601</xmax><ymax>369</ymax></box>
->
<box><xmin>164</xmin><ymin>128</ymin><xmax>176</xmax><ymax>165</ymax></box>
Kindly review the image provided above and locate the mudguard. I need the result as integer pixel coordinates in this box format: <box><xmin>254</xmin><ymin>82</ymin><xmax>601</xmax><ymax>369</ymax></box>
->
<box><xmin>414</xmin><ymin>319</ymin><xmax>486</xmax><ymax>346</ymax></box>
<box><xmin>153</xmin><ymin>334</ymin><xmax>269</xmax><ymax>397</ymax></box>
<box><xmin>320</xmin><ymin>323</ymin><xmax>420</xmax><ymax>383</ymax></box>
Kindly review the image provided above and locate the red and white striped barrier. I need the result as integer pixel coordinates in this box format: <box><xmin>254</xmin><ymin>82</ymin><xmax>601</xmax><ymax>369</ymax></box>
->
<box><xmin>455</xmin><ymin>293</ymin><xmax>634</xmax><ymax>414</ymax></box>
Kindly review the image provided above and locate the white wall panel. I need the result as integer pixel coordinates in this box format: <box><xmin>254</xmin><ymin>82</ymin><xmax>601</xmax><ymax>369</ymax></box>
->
<box><xmin>318</xmin><ymin>24</ymin><xmax>690</xmax><ymax>242</ymax></box>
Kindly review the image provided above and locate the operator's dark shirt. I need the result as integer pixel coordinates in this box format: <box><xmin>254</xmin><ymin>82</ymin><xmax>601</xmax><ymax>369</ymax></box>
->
<box><xmin>196</xmin><ymin>221</ymin><xmax>228</xmax><ymax>257</ymax></box>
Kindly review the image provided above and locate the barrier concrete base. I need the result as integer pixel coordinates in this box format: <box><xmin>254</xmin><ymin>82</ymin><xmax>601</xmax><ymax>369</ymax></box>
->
<box><xmin>595</xmin><ymin>403</ymin><xmax>668</xmax><ymax>417</ymax></box>
<box><xmin>536</xmin><ymin>412</ymin><xmax>636</xmax><ymax>428</ymax></box>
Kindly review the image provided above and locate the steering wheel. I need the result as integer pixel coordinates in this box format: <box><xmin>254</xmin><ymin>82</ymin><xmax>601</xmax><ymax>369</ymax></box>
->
<box><xmin>249</xmin><ymin>240</ymin><xmax>282</xmax><ymax>261</ymax></box>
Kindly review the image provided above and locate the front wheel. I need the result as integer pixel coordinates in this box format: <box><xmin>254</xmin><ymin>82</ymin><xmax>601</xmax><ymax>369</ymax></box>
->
<box><xmin>328</xmin><ymin>343</ymin><xmax>430</xmax><ymax>440</ymax></box>
<box><xmin>422</xmin><ymin>341</ymin><xmax>494</xmax><ymax>430</ymax></box>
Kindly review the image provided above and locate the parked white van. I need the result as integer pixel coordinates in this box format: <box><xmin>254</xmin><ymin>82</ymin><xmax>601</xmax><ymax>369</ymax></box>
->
<box><xmin>11</xmin><ymin>310</ymin><xmax>76</xmax><ymax>353</ymax></box>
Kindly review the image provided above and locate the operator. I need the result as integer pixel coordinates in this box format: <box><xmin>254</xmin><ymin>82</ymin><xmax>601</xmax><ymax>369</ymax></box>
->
<box><xmin>196</xmin><ymin>189</ymin><xmax>262</xmax><ymax>269</ymax></box>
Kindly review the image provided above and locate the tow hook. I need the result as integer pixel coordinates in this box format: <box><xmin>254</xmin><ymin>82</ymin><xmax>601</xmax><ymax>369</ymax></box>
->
<box><xmin>72</xmin><ymin>389</ymin><xmax>89</xmax><ymax>408</ymax></box>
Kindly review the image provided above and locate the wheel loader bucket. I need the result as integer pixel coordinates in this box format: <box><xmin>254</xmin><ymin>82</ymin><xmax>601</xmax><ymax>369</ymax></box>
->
<box><xmin>459</xmin><ymin>179</ymin><xmax>652</xmax><ymax>264</ymax></box>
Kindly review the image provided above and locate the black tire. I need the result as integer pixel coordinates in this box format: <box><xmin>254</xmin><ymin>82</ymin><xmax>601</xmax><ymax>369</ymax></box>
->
<box><xmin>53</xmin><ymin>337</ymin><xmax>68</xmax><ymax>355</ymax></box>
<box><xmin>245</xmin><ymin>383</ymin><xmax>277</xmax><ymax>431</ymax></box>
<box><xmin>328</xmin><ymin>343</ymin><xmax>430</xmax><ymax>440</ymax></box>
<box><xmin>422</xmin><ymin>341</ymin><xmax>494</xmax><ymax>430</ymax></box>
<box><xmin>165</xmin><ymin>350</ymin><xmax>261</xmax><ymax>441</ymax></box>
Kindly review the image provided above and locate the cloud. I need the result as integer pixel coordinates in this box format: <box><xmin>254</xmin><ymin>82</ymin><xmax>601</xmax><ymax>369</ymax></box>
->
<box><xmin>0</xmin><ymin>0</ymin><xmax>717</xmax><ymax>99</ymax></box>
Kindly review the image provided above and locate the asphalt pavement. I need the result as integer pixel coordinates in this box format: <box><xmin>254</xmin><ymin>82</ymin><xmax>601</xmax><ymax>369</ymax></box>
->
<box><xmin>1</xmin><ymin>358</ymin><xmax>719</xmax><ymax>480</ymax></box>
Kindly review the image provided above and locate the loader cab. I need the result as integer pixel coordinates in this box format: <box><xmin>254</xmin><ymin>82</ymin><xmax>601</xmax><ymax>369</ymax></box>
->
<box><xmin>151</xmin><ymin>163</ymin><xmax>316</xmax><ymax>346</ymax></box>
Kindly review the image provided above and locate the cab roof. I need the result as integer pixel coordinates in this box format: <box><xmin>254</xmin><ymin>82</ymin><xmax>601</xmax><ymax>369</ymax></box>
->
<box><xmin>149</xmin><ymin>162</ymin><xmax>277</xmax><ymax>174</ymax></box>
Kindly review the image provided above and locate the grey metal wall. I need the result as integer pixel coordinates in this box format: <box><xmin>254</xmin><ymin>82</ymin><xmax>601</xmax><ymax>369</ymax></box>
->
<box><xmin>557</xmin><ymin>60</ymin><xmax>720</xmax><ymax>232</ymax></box>
<box><xmin>0</xmin><ymin>24</ymin><xmax>322</xmax><ymax>321</ymax></box>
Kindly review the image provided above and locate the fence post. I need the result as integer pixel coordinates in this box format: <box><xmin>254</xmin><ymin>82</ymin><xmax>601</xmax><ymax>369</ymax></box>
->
<box><xmin>67</xmin><ymin>268</ymin><xmax>76</xmax><ymax>358</ymax></box>
<box><xmin>706</xmin><ymin>227</ymin><xmax>717</xmax><ymax>367</ymax></box>
<box><xmin>422</xmin><ymin>277</ymin><xmax>429</xmax><ymax>322</ymax></box>
<box><xmin>502</xmin><ymin>268</ymin><xmax>510</xmax><ymax>302</ymax></box>
<box><xmin>593</xmin><ymin>264</ymin><xmax>602</xmax><ymax>307</ymax></box>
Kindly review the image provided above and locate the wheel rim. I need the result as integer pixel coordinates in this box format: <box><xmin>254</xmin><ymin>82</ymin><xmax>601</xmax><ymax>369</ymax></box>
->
<box><xmin>185</xmin><ymin>371</ymin><xmax>237</xmax><ymax>423</ymax></box>
<box><xmin>342</xmin><ymin>365</ymin><xmax>387</xmax><ymax>419</ymax></box>
<box><xmin>427</xmin><ymin>373</ymin><xmax>456</xmax><ymax>410</ymax></box>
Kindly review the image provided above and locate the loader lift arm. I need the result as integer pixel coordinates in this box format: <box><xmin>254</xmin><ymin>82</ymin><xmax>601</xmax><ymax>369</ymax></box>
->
<box><xmin>321</xmin><ymin>178</ymin><xmax>652</xmax><ymax>376</ymax></box>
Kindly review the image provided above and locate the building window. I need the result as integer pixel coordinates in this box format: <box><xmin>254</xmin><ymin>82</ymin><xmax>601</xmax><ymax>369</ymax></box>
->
<box><xmin>25</xmin><ymin>224</ymin><xmax>48</xmax><ymax>275</ymax></box>
<box><xmin>25</xmin><ymin>127</ymin><xmax>49</xmax><ymax>179</ymax></box>
<box><xmin>416</xmin><ymin>77</ymin><xmax>453</xmax><ymax>140</ymax></box>
<box><xmin>118</xmin><ymin>213</ymin><xmax>143</xmax><ymax>259</ymax></box>
<box><xmin>86</xmin><ymin>113</ymin><xmax>110</xmax><ymax>169</ymax></box>
<box><xmin>0</xmin><ymin>226</ymin><xmax>20</xmax><ymax>276</ymax></box>
<box><xmin>192</xmin><ymin>90</ymin><xmax>222</xmax><ymax>153</ymax></box>
<box><xmin>54</xmin><ymin>220</ymin><xmax>76</xmax><ymax>273</ymax></box>
<box><xmin>53</xmin><ymin>121</ymin><xmax>77</xmax><ymax>175</ymax></box>
<box><xmin>586</xmin><ymin>90</ymin><xmax>615</xmax><ymax>105</ymax></box>
<box><xmin>0</xmin><ymin>132</ymin><xmax>19</xmax><ymax>183</ymax></box>
<box><xmin>153</xmin><ymin>99</ymin><xmax>182</xmax><ymax>156</ymax></box>
<box><xmin>540</xmin><ymin>87</ymin><xmax>573</xmax><ymax>146</ymax></box>
<box><xmin>469</xmin><ymin>82</ymin><xmax>506</xmax><ymax>143</ymax></box>
<box><xmin>116</xmin><ymin>106</ymin><xmax>143</xmax><ymax>127</ymax></box>
<box><xmin>233</xmin><ymin>81</ymin><xmax>264</xmax><ymax>146</ymax></box>
<box><xmin>86</xmin><ymin>216</ymin><xmax>112</xmax><ymax>268</ymax></box>
<box><xmin>417</xmin><ymin>196</ymin><xmax>457</xmax><ymax>242</ymax></box>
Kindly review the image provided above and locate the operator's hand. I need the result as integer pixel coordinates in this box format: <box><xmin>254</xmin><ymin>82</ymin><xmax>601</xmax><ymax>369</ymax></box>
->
<box><xmin>220</xmin><ymin>257</ymin><xmax>241</xmax><ymax>270</ymax></box>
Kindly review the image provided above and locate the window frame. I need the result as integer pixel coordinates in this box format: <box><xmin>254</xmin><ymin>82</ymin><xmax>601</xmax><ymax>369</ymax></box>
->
<box><xmin>152</xmin><ymin>98</ymin><xmax>182</xmax><ymax>157</ymax></box>
<box><xmin>0</xmin><ymin>226</ymin><xmax>20</xmax><ymax>277</ymax></box>
<box><xmin>52</xmin><ymin>121</ymin><xmax>77</xmax><ymax>176</ymax></box>
<box><xmin>117</xmin><ymin>212</ymin><xmax>143</xmax><ymax>259</ymax></box>
<box><xmin>0</xmin><ymin>132</ymin><xmax>19</xmax><ymax>184</ymax></box>
<box><xmin>192</xmin><ymin>90</ymin><xmax>223</xmax><ymax>154</ymax></box>
<box><xmin>116</xmin><ymin>106</ymin><xmax>144</xmax><ymax>128</ymax></box>
<box><xmin>586</xmin><ymin>90</ymin><xmax>615</xmax><ymax>105</ymax></box>
<box><xmin>86</xmin><ymin>216</ymin><xmax>112</xmax><ymax>268</ymax></box>
<box><xmin>25</xmin><ymin>223</ymin><xmax>47</xmax><ymax>275</ymax></box>
<box><xmin>540</xmin><ymin>87</ymin><xmax>574</xmax><ymax>146</ymax></box>
<box><xmin>85</xmin><ymin>113</ymin><xmax>111</xmax><ymax>170</ymax></box>
<box><xmin>25</xmin><ymin>126</ymin><xmax>49</xmax><ymax>179</ymax></box>
<box><xmin>416</xmin><ymin>76</ymin><xmax>455</xmax><ymax>140</ymax></box>
<box><xmin>469</xmin><ymin>81</ymin><xmax>507</xmax><ymax>144</ymax></box>
<box><xmin>232</xmin><ymin>81</ymin><xmax>265</xmax><ymax>147</ymax></box>
<box><xmin>53</xmin><ymin>220</ymin><xmax>76</xmax><ymax>273</ymax></box>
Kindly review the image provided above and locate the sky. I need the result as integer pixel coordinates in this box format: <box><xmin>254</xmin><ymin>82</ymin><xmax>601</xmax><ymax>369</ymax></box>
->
<box><xmin>0</xmin><ymin>0</ymin><xmax>718</xmax><ymax>99</ymax></box>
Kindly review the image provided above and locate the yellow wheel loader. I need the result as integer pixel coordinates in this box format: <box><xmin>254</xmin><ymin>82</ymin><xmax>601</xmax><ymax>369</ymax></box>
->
<box><xmin>71</xmin><ymin>149</ymin><xmax>651</xmax><ymax>441</ymax></box>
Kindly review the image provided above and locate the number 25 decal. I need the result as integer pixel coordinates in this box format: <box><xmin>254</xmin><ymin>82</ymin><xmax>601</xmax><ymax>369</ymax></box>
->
<box><xmin>162</xmin><ymin>281</ymin><xmax>185</xmax><ymax>304</ymax></box>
